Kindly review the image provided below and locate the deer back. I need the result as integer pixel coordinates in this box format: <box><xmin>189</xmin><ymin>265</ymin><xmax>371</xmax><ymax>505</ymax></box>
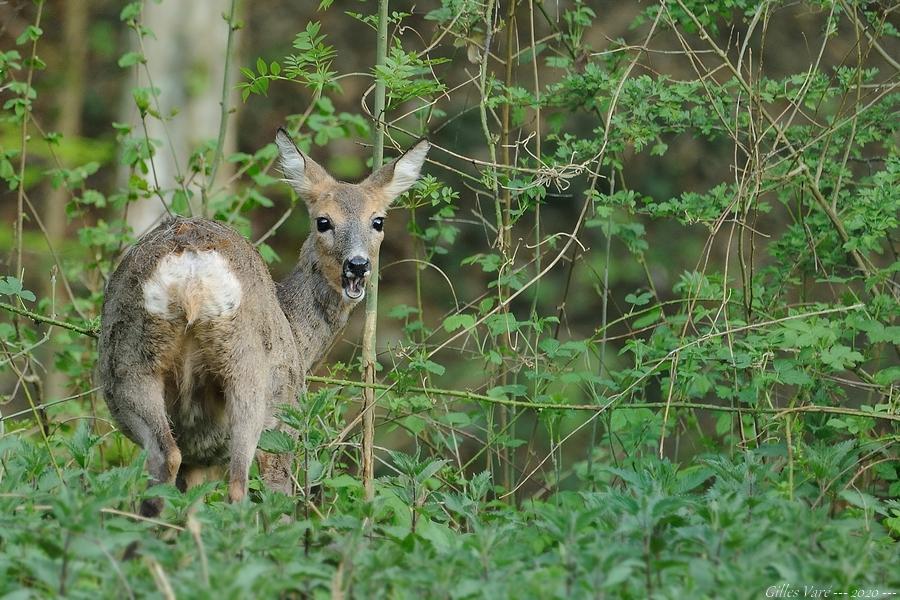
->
<box><xmin>99</xmin><ymin>217</ymin><xmax>299</xmax><ymax>391</ymax></box>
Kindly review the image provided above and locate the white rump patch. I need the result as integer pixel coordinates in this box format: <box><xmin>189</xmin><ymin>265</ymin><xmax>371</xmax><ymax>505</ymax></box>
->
<box><xmin>143</xmin><ymin>251</ymin><xmax>242</xmax><ymax>323</ymax></box>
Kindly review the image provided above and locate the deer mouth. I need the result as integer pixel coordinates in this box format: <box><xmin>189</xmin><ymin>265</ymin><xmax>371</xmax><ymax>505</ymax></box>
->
<box><xmin>341</xmin><ymin>274</ymin><xmax>366</xmax><ymax>301</ymax></box>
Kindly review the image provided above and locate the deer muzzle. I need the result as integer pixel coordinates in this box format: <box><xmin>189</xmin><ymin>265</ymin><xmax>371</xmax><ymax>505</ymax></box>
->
<box><xmin>342</xmin><ymin>256</ymin><xmax>371</xmax><ymax>301</ymax></box>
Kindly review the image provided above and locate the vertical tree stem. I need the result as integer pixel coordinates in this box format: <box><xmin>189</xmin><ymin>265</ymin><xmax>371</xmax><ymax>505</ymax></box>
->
<box><xmin>498</xmin><ymin>0</ymin><xmax>517</xmax><ymax>499</ymax></box>
<box><xmin>204</xmin><ymin>0</ymin><xmax>239</xmax><ymax>217</ymax></box>
<box><xmin>477</xmin><ymin>0</ymin><xmax>498</xmax><ymax>482</ymax></box>
<box><xmin>361</xmin><ymin>0</ymin><xmax>390</xmax><ymax>501</ymax></box>
<box><xmin>15</xmin><ymin>1</ymin><xmax>45</xmax><ymax>284</ymax></box>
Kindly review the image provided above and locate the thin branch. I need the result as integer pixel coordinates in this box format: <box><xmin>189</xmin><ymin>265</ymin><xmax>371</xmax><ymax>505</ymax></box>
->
<box><xmin>0</xmin><ymin>301</ymin><xmax>98</xmax><ymax>338</ymax></box>
<box><xmin>1</xmin><ymin>387</ymin><xmax>100</xmax><ymax>422</ymax></box>
<box><xmin>306</xmin><ymin>375</ymin><xmax>900</xmax><ymax>423</ymax></box>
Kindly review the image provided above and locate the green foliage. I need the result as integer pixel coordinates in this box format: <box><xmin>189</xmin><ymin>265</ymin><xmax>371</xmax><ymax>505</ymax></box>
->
<box><xmin>0</xmin><ymin>276</ymin><xmax>35</xmax><ymax>303</ymax></box>
<box><xmin>1</xmin><ymin>429</ymin><xmax>897</xmax><ymax>596</ymax></box>
<box><xmin>239</xmin><ymin>22</ymin><xmax>339</xmax><ymax>100</ymax></box>
<box><xmin>2</xmin><ymin>0</ymin><xmax>898</xmax><ymax>596</ymax></box>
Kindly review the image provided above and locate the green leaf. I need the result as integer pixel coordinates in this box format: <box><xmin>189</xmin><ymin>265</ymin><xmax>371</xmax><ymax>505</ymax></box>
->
<box><xmin>120</xmin><ymin>2</ymin><xmax>142</xmax><ymax>21</ymax></box>
<box><xmin>16</xmin><ymin>25</ymin><xmax>43</xmax><ymax>46</ymax></box>
<box><xmin>325</xmin><ymin>474</ymin><xmax>362</xmax><ymax>489</ymax></box>
<box><xmin>423</xmin><ymin>360</ymin><xmax>445</xmax><ymax>376</ymax></box>
<box><xmin>820</xmin><ymin>345</ymin><xmax>864</xmax><ymax>371</ymax></box>
<box><xmin>633</xmin><ymin>307</ymin><xmax>662</xmax><ymax>329</ymax></box>
<box><xmin>3</xmin><ymin>276</ymin><xmax>25</xmax><ymax>295</ymax></box>
<box><xmin>257</xmin><ymin>430</ymin><xmax>295</xmax><ymax>454</ymax></box>
<box><xmin>117</xmin><ymin>51</ymin><xmax>145</xmax><ymax>68</ymax></box>
<box><xmin>0</xmin><ymin>276</ymin><xmax>35</xmax><ymax>302</ymax></box>
<box><xmin>79</xmin><ymin>190</ymin><xmax>106</xmax><ymax>207</ymax></box>
<box><xmin>400</xmin><ymin>415</ymin><xmax>426</xmax><ymax>435</ymax></box>
<box><xmin>442</xmin><ymin>314</ymin><xmax>474</xmax><ymax>332</ymax></box>
<box><xmin>774</xmin><ymin>359</ymin><xmax>812</xmax><ymax>386</ymax></box>
<box><xmin>873</xmin><ymin>366</ymin><xmax>900</xmax><ymax>386</ymax></box>
<box><xmin>132</xmin><ymin>87</ymin><xmax>150</xmax><ymax>114</ymax></box>
<box><xmin>485</xmin><ymin>312</ymin><xmax>518</xmax><ymax>336</ymax></box>
<box><xmin>838</xmin><ymin>489</ymin><xmax>886</xmax><ymax>516</ymax></box>
<box><xmin>625</xmin><ymin>291</ymin><xmax>652</xmax><ymax>306</ymax></box>
<box><xmin>416</xmin><ymin>459</ymin><xmax>449</xmax><ymax>483</ymax></box>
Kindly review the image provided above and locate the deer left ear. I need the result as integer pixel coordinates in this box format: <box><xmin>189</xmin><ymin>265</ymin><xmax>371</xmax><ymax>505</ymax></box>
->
<box><xmin>275</xmin><ymin>127</ymin><xmax>334</xmax><ymax>206</ymax></box>
<box><xmin>365</xmin><ymin>139</ymin><xmax>430</xmax><ymax>205</ymax></box>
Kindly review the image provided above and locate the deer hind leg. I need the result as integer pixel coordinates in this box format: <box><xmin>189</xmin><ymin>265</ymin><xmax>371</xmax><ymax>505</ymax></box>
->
<box><xmin>258</xmin><ymin>375</ymin><xmax>300</xmax><ymax>496</ymax></box>
<box><xmin>110</xmin><ymin>374</ymin><xmax>181</xmax><ymax>517</ymax></box>
<box><xmin>225</xmin><ymin>376</ymin><xmax>267</xmax><ymax>503</ymax></box>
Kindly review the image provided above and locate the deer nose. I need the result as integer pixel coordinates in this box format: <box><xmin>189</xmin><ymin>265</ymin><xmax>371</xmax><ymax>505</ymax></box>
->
<box><xmin>344</xmin><ymin>256</ymin><xmax>370</xmax><ymax>278</ymax></box>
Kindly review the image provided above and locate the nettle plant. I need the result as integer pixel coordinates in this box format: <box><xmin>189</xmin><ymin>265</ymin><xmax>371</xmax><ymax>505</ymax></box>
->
<box><xmin>0</xmin><ymin>0</ymin><xmax>898</xmax><ymax>594</ymax></box>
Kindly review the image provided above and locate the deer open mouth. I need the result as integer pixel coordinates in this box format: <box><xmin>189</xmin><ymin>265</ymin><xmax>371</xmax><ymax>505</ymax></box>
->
<box><xmin>341</xmin><ymin>274</ymin><xmax>366</xmax><ymax>301</ymax></box>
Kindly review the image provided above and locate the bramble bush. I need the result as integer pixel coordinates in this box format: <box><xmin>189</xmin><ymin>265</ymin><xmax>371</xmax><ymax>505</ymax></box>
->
<box><xmin>1</xmin><ymin>0</ymin><xmax>898</xmax><ymax>597</ymax></box>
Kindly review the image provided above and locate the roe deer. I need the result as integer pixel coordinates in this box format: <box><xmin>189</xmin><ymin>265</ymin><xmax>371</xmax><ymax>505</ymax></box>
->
<box><xmin>99</xmin><ymin>129</ymin><xmax>430</xmax><ymax>515</ymax></box>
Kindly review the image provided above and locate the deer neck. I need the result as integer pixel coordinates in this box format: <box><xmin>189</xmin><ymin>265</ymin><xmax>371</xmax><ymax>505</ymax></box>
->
<box><xmin>276</xmin><ymin>237</ymin><xmax>355</xmax><ymax>374</ymax></box>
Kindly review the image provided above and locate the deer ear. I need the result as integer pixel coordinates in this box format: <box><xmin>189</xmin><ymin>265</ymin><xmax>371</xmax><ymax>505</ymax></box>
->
<box><xmin>275</xmin><ymin>128</ymin><xmax>333</xmax><ymax>204</ymax></box>
<box><xmin>365</xmin><ymin>139</ymin><xmax>430</xmax><ymax>205</ymax></box>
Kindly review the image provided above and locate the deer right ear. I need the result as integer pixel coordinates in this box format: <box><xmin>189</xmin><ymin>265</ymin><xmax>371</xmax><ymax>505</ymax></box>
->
<box><xmin>364</xmin><ymin>139</ymin><xmax>431</xmax><ymax>206</ymax></box>
<box><xmin>275</xmin><ymin>128</ymin><xmax>333</xmax><ymax>204</ymax></box>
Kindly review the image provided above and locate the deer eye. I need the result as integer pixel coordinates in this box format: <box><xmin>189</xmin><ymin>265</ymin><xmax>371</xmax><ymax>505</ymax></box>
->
<box><xmin>316</xmin><ymin>217</ymin><xmax>332</xmax><ymax>233</ymax></box>
<box><xmin>372</xmin><ymin>217</ymin><xmax>384</xmax><ymax>232</ymax></box>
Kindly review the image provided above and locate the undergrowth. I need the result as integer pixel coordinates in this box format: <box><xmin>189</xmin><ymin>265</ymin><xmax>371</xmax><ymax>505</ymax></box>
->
<box><xmin>1</xmin><ymin>423</ymin><xmax>897</xmax><ymax>598</ymax></box>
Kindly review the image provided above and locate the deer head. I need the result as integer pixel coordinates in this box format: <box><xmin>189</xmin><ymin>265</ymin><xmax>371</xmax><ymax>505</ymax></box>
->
<box><xmin>275</xmin><ymin>128</ymin><xmax>430</xmax><ymax>303</ymax></box>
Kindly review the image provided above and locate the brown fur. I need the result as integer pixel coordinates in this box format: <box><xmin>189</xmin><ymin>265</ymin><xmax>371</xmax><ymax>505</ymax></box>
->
<box><xmin>98</xmin><ymin>131</ymin><xmax>429</xmax><ymax>515</ymax></box>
